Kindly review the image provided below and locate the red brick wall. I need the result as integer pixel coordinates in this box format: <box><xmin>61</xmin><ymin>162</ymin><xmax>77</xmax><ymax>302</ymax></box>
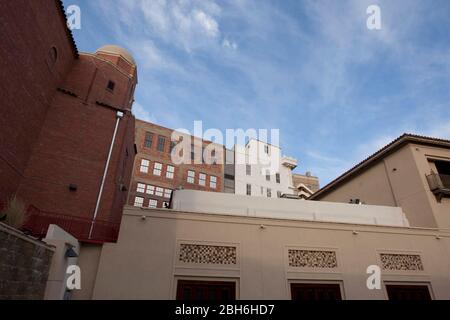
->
<box><xmin>128</xmin><ymin>120</ymin><xmax>224</xmax><ymax>208</ymax></box>
<box><xmin>17</xmin><ymin>53</ymin><xmax>137</xmax><ymax>223</ymax></box>
<box><xmin>0</xmin><ymin>0</ymin><xmax>77</xmax><ymax>200</ymax></box>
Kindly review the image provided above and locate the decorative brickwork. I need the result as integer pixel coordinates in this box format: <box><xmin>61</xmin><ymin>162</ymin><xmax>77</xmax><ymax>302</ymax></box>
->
<box><xmin>179</xmin><ymin>244</ymin><xmax>237</xmax><ymax>265</ymax></box>
<box><xmin>380</xmin><ymin>253</ymin><xmax>424</xmax><ymax>271</ymax></box>
<box><xmin>288</xmin><ymin>249</ymin><xmax>338</xmax><ymax>268</ymax></box>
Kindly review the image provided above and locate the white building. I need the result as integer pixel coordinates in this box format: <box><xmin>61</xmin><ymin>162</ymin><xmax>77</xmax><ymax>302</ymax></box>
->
<box><xmin>233</xmin><ymin>139</ymin><xmax>297</xmax><ymax>198</ymax></box>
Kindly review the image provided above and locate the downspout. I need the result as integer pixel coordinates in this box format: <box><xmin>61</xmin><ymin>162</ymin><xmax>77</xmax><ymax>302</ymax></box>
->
<box><xmin>89</xmin><ymin>110</ymin><xmax>124</xmax><ymax>239</ymax></box>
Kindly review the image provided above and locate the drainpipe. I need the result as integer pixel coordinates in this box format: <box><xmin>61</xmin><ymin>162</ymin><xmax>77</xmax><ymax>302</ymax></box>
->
<box><xmin>89</xmin><ymin>110</ymin><xmax>124</xmax><ymax>239</ymax></box>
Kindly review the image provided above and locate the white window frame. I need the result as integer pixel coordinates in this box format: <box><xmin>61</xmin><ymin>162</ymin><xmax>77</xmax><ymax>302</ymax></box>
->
<box><xmin>148</xmin><ymin>199</ymin><xmax>158</xmax><ymax>208</ymax></box>
<box><xmin>140</xmin><ymin>159</ymin><xmax>150</xmax><ymax>173</ymax></box>
<box><xmin>166</xmin><ymin>165</ymin><xmax>175</xmax><ymax>179</ymax></box>
<box><xmin>210</xmin><ymin>176</ymin><xmax>217</xmax><ymax>189</ymax></box>
<box><xmin>246</xmin><ymin>164</ymin><xmax>251</xmax><ymax>176</ymax></box>
<box><xmin>164</xmin><ymin>189</ymin><xmax>172</xmax><ymax>198</ymax></box>
<box><xmin>153</xmin><ymin>162</ymin><xmax>162</xmax><ymax>176</ymax></box>
<box><xmin>146</xmin><ymin>185</ymin><xmax>155</xmax><ymax>195</ymax></box>
<box><xmin>199</xmin><ymin>173</ymin><xmax>206</xmax><ymax>186</ymax></box>
<box><xmin>134</xmin><ymin>196</ymin><xmax>144</xmax><ymax>207</ymax></box>
<box><xmin>136</xmin><ymin>183</ymin><xmax>146</xmax><ymax>193</ymax></box>
<box><xmin>187</xmin><ymin>170</ymin><xmax>195</xmax><ymax>184</ymax></box>
<box><xmin>267</xmin><ymin>188</ymin><xmax>272</xmax><ymax>198</ymax></box>
<box><xmin>155</xmin><ymin>187</ymin><xmax>164</xmax><ymax>197</ymax></box>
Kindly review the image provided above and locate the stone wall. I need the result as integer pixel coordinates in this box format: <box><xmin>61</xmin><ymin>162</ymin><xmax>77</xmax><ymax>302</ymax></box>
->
<box><xmin>0</xmin><ymin>223</ymin><xmax>54</xmax><ymax>299</ymax></box>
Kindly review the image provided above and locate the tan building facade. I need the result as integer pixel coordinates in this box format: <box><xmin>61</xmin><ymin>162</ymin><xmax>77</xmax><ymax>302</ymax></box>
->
<box><xmin>73</xmin><ymin>190</ymin><xmax>450</xmax><ymax>300</ymax></box>
<box><xmin>311</xmin><ymin>134</ymin><xmax>450</xmax><ymax>230</ymax></box>
<box><xmin>292</xmin><ymin>172</ymin><xmax>320</xmax><ymax>199</ymax></box>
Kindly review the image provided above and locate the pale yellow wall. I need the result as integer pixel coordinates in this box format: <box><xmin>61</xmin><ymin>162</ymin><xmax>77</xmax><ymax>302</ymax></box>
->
<box><xmin>318</xmin><ymin>145</ymin><xmax>438</xmax><ymax>228</ymax></box>
<box><xmin>87</xmin><ymin>207</ymin><xmax>450</xmax><ymax>300</ymax></box>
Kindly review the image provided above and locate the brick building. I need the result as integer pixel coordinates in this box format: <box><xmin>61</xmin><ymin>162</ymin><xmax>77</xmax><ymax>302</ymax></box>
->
<box><xmin>0</xmin><ymin>1</ymin><xmax>137</xmax><ymax>243</ymax></box>
<box><xmin>129</xmin><ymin>120</ymin><xmax>224</xmax><ymax>209</ymax></box>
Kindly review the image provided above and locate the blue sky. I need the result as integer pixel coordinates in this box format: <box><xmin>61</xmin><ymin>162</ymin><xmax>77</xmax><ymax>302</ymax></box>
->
<box><xmin>64</xmin><ymin>0</ymin><xmax>450</xmax><ymax>186</ymax></box>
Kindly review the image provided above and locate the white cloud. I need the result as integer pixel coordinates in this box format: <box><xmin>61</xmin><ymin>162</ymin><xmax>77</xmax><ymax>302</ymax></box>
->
<box><xmin>193</xmin><ymin>10</ymin><xmax>219</xmax><ymax>38</ymax></box>
<box><xmin>132</xmin><ymin>102</ymin><xmax>157</xmax><ymax>123</ymax></box>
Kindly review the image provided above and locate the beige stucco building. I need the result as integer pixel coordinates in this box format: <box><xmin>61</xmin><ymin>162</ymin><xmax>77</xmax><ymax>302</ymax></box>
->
<box><xmin>310</xmin><ymin>134</ymin><xmax>450</xmax><ymax>230</ymax></box>
<box><xmin>71</xmin><ymin>189</ymin><xmax>450</xmax><ymax>300</ymax></box>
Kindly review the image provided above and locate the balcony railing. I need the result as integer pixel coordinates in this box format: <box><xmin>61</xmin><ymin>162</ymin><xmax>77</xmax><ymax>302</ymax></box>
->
<box><xmin>21</xmin><ymin>205</ymin><xmax>121</xmax><ymax>243</ymax></box>
<box><xmin>426</xmin><ymin>173</ymin><xmax>450</xmax><ymax>199</ymax></box>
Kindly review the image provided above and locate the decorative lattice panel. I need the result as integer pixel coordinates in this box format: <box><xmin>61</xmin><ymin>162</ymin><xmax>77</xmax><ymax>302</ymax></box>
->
<box><xmin>380</xmin><ymin>253</ymin><xmax>424</xmax><ymax>271</ymax></box>
<box><xmin>179</xmin><ymin>244</ymin><xmax>237</xmax><ymax>265</ymax></box>
<box><xmin>288</xmin><ymin>249</ymin><xmax>338</xmax><ymax>268</ymax></box>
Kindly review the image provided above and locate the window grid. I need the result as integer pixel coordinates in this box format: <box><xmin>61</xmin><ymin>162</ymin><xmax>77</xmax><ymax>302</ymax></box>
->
<box><xmin>187</xmin><ymin>170</ymin><xmax>195</xmax><ymax>184</ymax></box>
<box><xmin>157</xmin><ymin>136</ymin><xmax>166</xmax><ymax>152</ymax></box>
<box><xmin>210</xmin><ymin>176</ymin><xmax>217</xmax><ymax>189</ymax></box>
<box><xmin>140</xmin><ymin>159</ymin><xmax>150</xmax><ymax>173</ymax></box>
<box><xmin>199</xmin><ymin>173</ymin><xmax>206</xmax><ymax>186</ymax></box>
<box><xmin>136</xmin><ymin>183</ymin><xmax>146</xmax><ymax>193</ymax></box>
<box><xmin>166</xmin><ymin>165</ymin><xmax>175</xmax><ymax>179</ymax></box>
<box><xmin>153</xmin><ymin>162</ymin><xmax>162</xmax><ymax>176</ymax></box>
<box><xmin>134</xmin><ymin>197</ymin><xmax>144</xmax><ymax>207</ymax></box>
<box><xmin>155</xmin><ymin>187</ymin><xmax>164</xmax><ymax>197</ymax></box>
<box><xmin>148</xmin><ymin>199</ymin><xmax>158</xmax><ymax>208</ymax></box>
<box><xmin>144</xmin><ymin>132</ymin><xmax>153</xmax><ymax>148</ymax></box>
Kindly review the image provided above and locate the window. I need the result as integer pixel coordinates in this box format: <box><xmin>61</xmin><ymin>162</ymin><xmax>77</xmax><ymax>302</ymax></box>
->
<box><xmin>266</xmin><ymin>170</ymin><xmax>270</xmax><ymax>181</ymax></box>
<box><xmin>166</xmin><ymin>165</ymin><xmax>175</xmax><ymax>179</ymax></box>
<box><xmin>386</xmin><ymin>284</ymin><xmax>432</xmax><ymax>301</ymax></box>
<box><xmin>107</xmin><ymin>80</ymin><xmax>115</xmax><ymax>91</ymax></box>
<box><xmin>144</xmin><ymin>132</ymin><xmax>153</xmax><ymax>148</ymax></box>
<box><xmin>276</xmin><ymin>173</ymin><xmax>280</xmax><ymax>184</ymax></box>
<box><xmin>224</xmin><ymin>174</ymin><xmax>235</xmax><ymax>180</ymax></box>
<box><xmin>176</xmin><ymin>280</ymin><xmax>236</xmax><ymax>301</ymax></box>
<box><xmin>291</xmin><ymin>283</ymin><xmax>342</xmax><ymax>301</ymax></box>
<box><xmin>164</xmin><ymin>189</ymin><xmax>172</xmax><ymax>198</ymax></box>
<box><xmin>210</xmin><ymin>176</ymin><xmax>217</xmax><ymax>189</ymax></box>
<box><xmin>148</xmin><ymin>199</ymin><xmax>158</xmax><ymax>208</ymax></box>
<box><xmin>199</xmin><ymin>173</ymin><xmax>206</xmax><ymax>186</ymax></box>
<box><xmin>187</xmin><ymin>170</ymin><xmax>195</xmax><ymax>184</ymax></box>
<box><xmin>261</xmin><ymin>187</ymin><xmax>264</xmax><ymax>195</ymax></box>
<box><xmin>146</xmin><ymin>185</ymin><xmax>155</xmax><ymax>195</ymax></box>
<box><xmin>140</xmin><ymin>159</ymin><xmax>150</xmax><ymax>173</ymax></box>
<box><xmin>267</xmin><ymin>188</ymin><xmax>272</xmax><ymax>198</ymax></box>
<box><xmin>163</xmin><ymin>201</ymin><xmax>170</xmax><ymax>208</ymax></box>
<box><xmin>134</xmin><ymin>197</ymin><xmax>144</xmax><ymax>207</ymax></box>
<box><xmin>246</xmin><ymin>164</ymin><xmax>251</xmax><ymax>176</ymax></box>
<box><xmin>277</xmin><ymin>191</ymin><xmax>282</xmax><ymax>198</ymax></box>
<box><xmin>264</xmin><ymin>144</ymin><xmax>270</xmax><ymax>154</ymax></box>
<box><xmin>246</xmin><ymin>184</ymin><xmax>251</xmax><ymax>196</ymax></box>
<box><xmin>155</xmin><ymin>187</ymin><xmax>164</xmax><ymax>197</ymax></box>
<box><xmin>157</xmin><ymin>136</ymin><xmax>166</xmax><ymax>152</ymax></box>
<box><xmin>153</xmin><ymin>162</ymin><xmax>162</xmax><ymax>176</ymax></box>
<box><xmin>136</xmin><ymin>183</ymin><xmax>146</xmax><ymax>193</ymax></box>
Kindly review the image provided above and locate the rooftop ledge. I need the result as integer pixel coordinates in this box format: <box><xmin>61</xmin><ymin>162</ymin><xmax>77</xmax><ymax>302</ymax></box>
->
<box><xmin>171</xmin><ymin>190</ymin><xmax>410</xmax><ymax>228</ymax></box>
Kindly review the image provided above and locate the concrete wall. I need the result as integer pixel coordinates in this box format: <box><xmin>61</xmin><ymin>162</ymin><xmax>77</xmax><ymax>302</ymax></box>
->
<box><xmin>88</xmin><ymin>207</ymin><xmax>450</xmax><ymax>300</ymax></box>
<box><xmin>0</xmin><ymin>223</ymin><xmax>54</xmax><ymax>299</ymax></box>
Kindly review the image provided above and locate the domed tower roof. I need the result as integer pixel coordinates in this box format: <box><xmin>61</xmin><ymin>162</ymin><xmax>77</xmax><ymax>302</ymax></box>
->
<box><xmin>96</xmin><ymin>45</ymin><xmax>136</xmax><ymax>66</ymax></box>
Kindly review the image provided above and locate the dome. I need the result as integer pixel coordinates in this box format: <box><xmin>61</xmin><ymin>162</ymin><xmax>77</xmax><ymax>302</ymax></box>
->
<box><xmin>96</xmin><ymin>45</ymin><xmax>136</xmax><ymax>66</ymax></box>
